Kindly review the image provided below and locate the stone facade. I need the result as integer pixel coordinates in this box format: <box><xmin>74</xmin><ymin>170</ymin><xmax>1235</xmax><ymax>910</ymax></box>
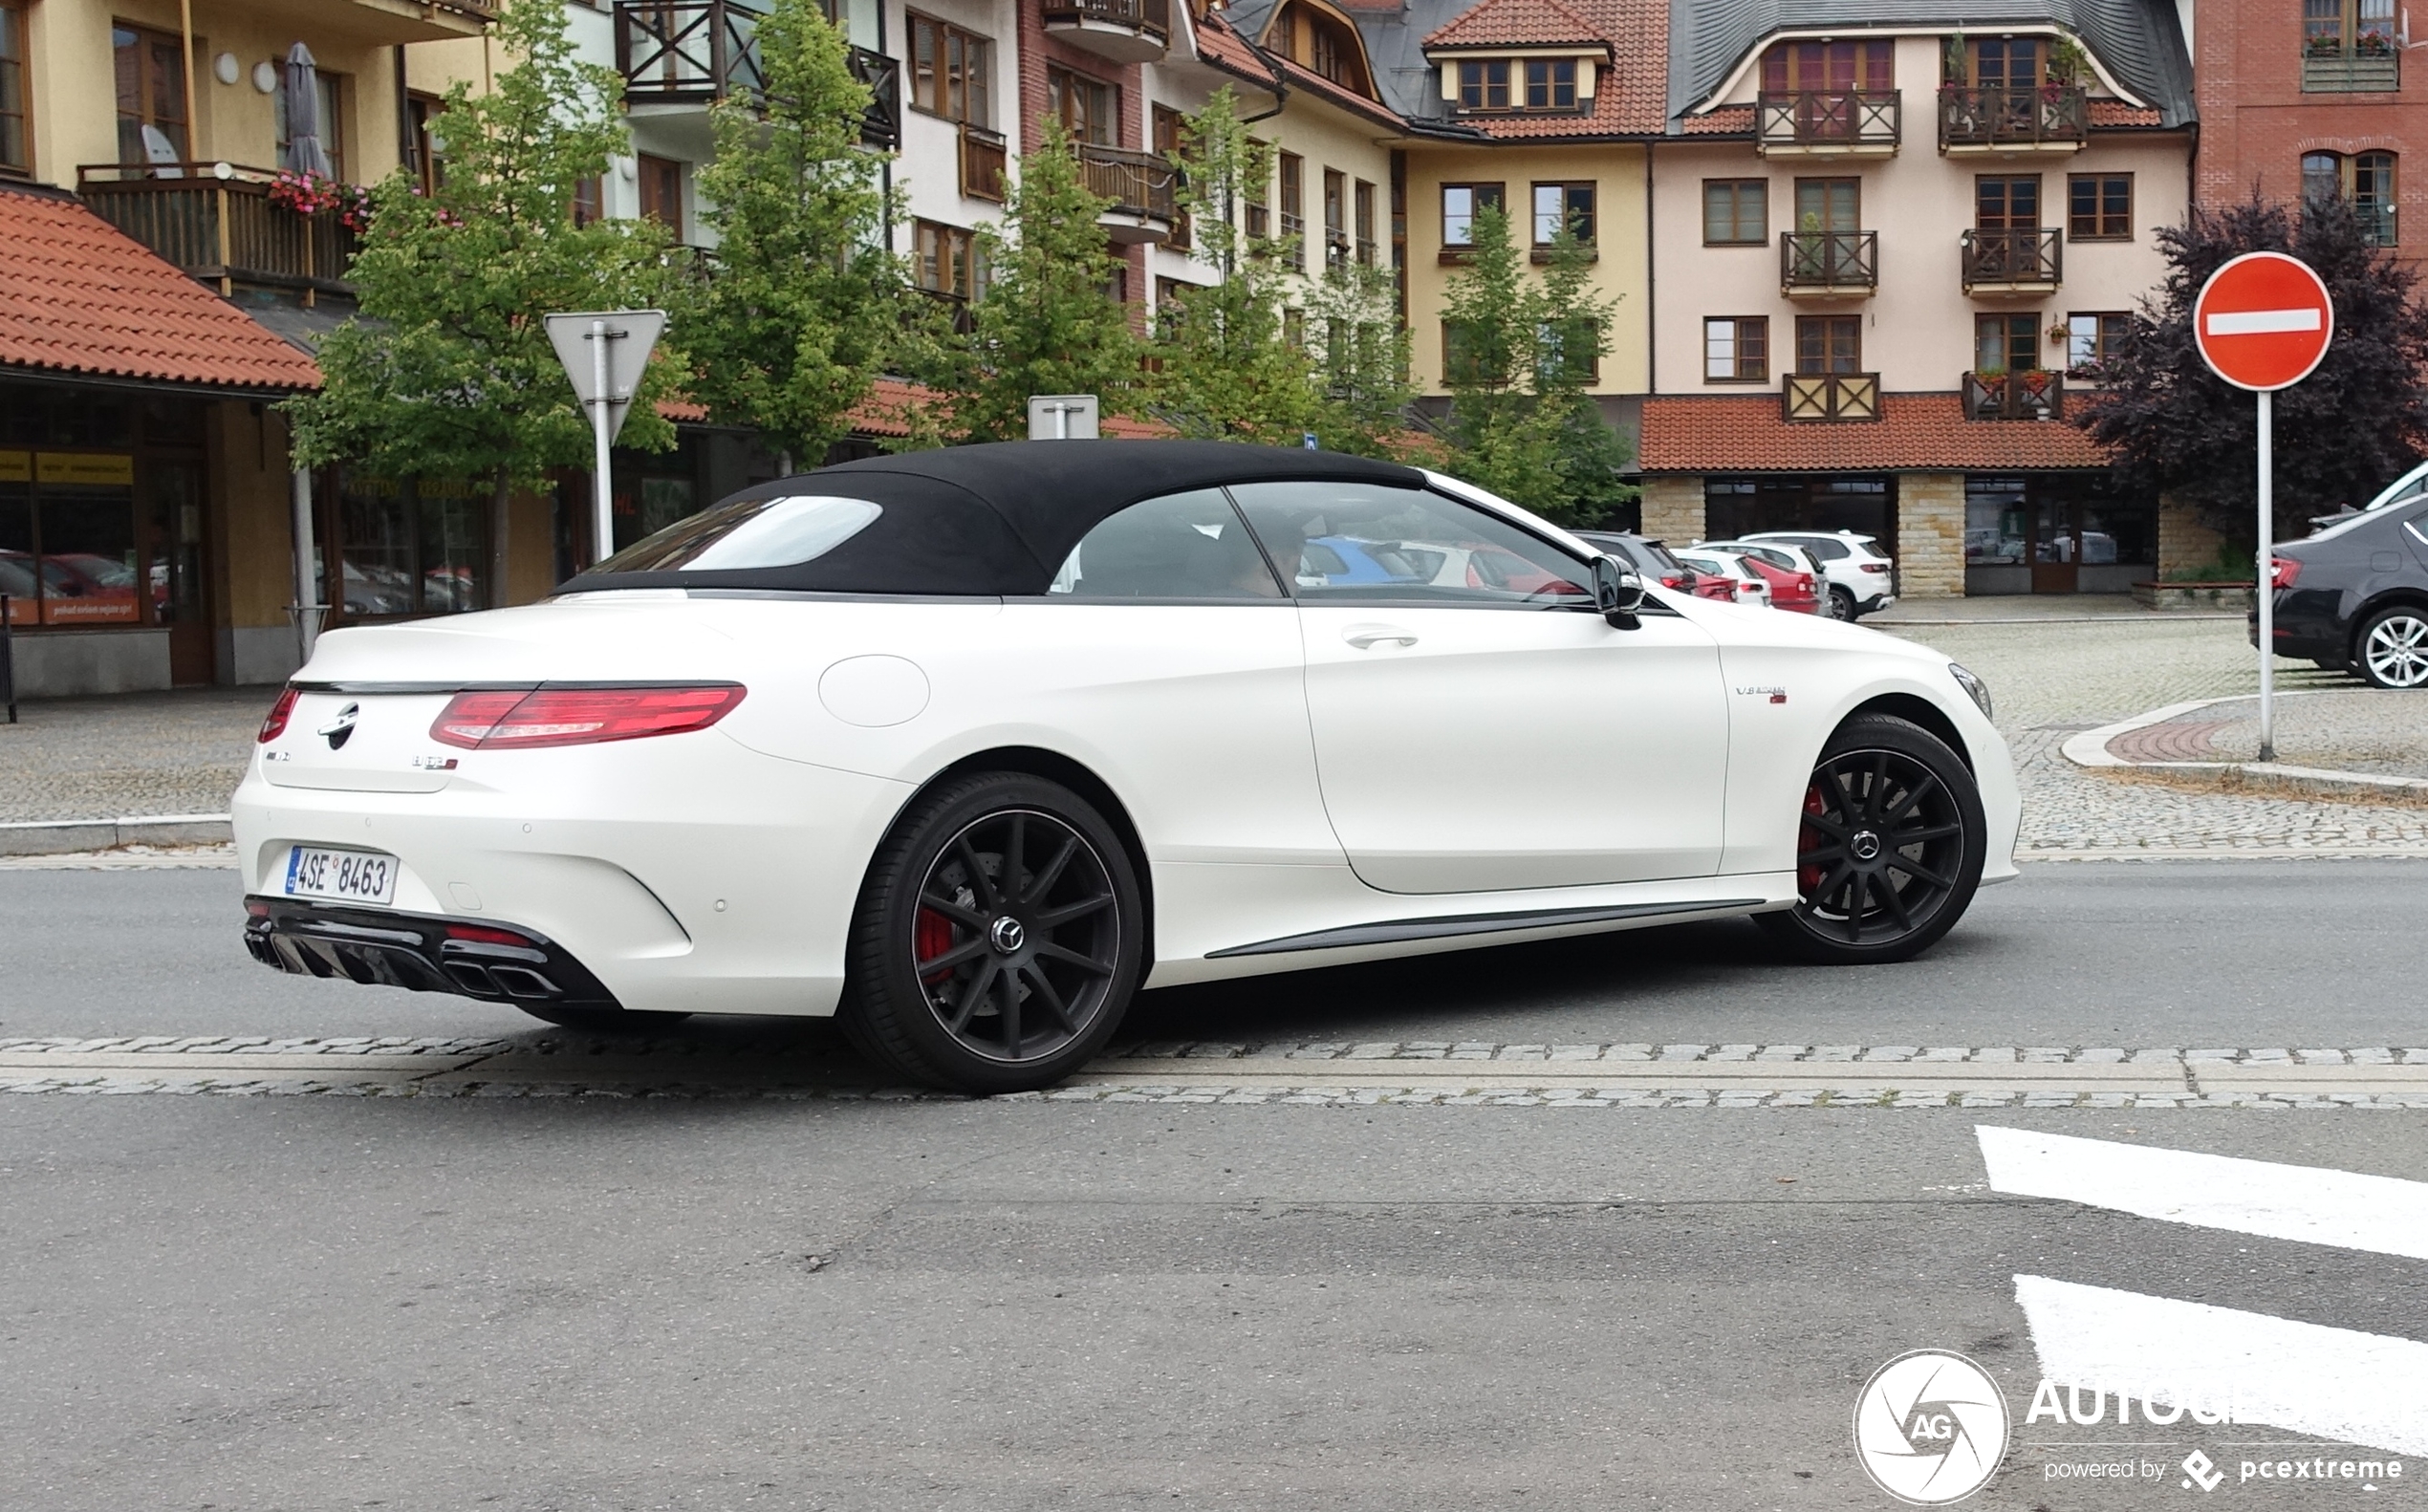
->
<box><xmin>2157</xmin><ymin>494</ymin><xmax>2240</xmax><ymax>580</ymax></box>
<box><xmin>1895</xmin><ymin>471</ymin><xmax>1965</xmax><ymax>598</ymax></box>
<box><xmin>1639</xmin><ymin>475</ymin><xmax>1704</xmax><ymax>545</ymax></box>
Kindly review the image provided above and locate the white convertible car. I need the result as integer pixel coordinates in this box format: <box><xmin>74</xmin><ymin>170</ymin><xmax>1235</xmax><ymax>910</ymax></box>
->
<box><xmin>237</xmin><ymin>443</ymin><xmax>2018</xmax><ymax>1091</ymax></box>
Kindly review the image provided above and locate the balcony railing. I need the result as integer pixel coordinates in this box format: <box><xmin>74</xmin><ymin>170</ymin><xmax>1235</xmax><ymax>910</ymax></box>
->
<box><xmin>1961</xmin><ymin>227</ymin><xmax>2063</xmax><ymax>291</ymax></box>
<box><xmin>618</xmin><ymin>0</ymin><xmax>765</xmax><ymax>106</ymax></box>
<box><xmin>1279</xmin><ymin>209</ymin><xmax>1305</xmax><ymax>269</ymax></box>
<box><xmin>2303</xmin><ymin>42</ymin><xmax>2399</xmax><ymax>91</ymax></box>
<box><xmin>1782</xmin><ymin>371</ymin><xmax>1881</xmax><ymax>422</ymax></box>
<box><xmin>1039</xmin><ymin>0</ymin><xmax>1171</xmax><ymax>62</ymax></box>
<box><xmin>1779</xmin><ymin>229</ymin><xmax>1877</xmax><ymax>294</ymax></box>
<box><xmin>1075</xmin><ymin>143</ymin><xmax>1177</xmax><ymax>242</ymax></box>
<box><xmin>1756</xmin><ymin>90</ymin><xmax>1900</xmax><ymax>153</ymax></box>
<box><xmin>921</xmin><ymin>287</ymin><xmax>977</xmax><ymax>335</ymax></box>
<box><xmin>960</xmin><ymin>124</ymin><xmax>1008</xmax><ymax>203</ymax></box>
<box><xmin>847</xmin><ymin>46</ymin><xmax>902</xmax><ymax>149</ymax></box>
<box><xmin>1938</xmin><ymin>85</ymin><xmax>2089</xmax><ymax>150</ymax></box>
<box><xmin>1962</xmin><ymin>368</ymin><xmax>2064</xmax><ymax>421</ymax></box>
<box><xmin>78</xmin><ymin>163</ymin><xmax>358</xmax><ymax>298</ymax></box>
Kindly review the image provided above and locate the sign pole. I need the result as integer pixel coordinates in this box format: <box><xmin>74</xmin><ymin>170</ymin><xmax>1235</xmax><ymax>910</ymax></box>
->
<box><xmin>2256</xmin><ymin>389</ymin><xmax>2275</xmax><ymax>762</ymax></box>
<box><xmin>590</xmin><ymin>317</ymin><xmax>614</xmax><ymax>567</ymax></box>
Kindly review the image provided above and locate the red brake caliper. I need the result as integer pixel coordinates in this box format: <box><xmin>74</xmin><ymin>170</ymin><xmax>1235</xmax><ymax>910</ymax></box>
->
<box><xmin>1797</xmin><ymin>782</ymin><xmax>1828</xmax><ymax>897</ymax></box>
<box><xmin>916</xmin><ymin>908</ymin><xmax>957</xmax><ymax>988</ymax></box>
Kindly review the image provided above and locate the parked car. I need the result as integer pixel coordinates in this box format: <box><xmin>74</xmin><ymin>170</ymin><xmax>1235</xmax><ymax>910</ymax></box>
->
<box><xmin>1743</xmin><ymin>530</ymin><xmax>1897</xmax><ymax>620</ymax></box>
<box><xmin>1675</xmin><ymin>548</ymin><xmax>1773</xmax><ymax>608</ymax></box>
<box><xmin>237</xmin><ymin>442</ymin><xmax>2018</xmax><ymax>1093</ymax></box>
<box><xmin>2258</xmin><ymin>459</ymin><xmax>2428</xmax><ymax>687</ymax></box>
<box><xmin>1705</xmin><ymin>540</ymin><xmax>1824</xmax><ymax>615</ymax></box>
<box><xmin>1573</xmin><ymin>531</ymin><xmax>1734</xmax><ymax>601</ymax></box>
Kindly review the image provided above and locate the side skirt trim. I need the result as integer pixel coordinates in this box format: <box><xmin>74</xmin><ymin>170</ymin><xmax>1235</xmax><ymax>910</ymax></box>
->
<box><xmin>1205</xmin><ymin>897</ymin><xmax>1768</xmax><ymax>959</ymax></box>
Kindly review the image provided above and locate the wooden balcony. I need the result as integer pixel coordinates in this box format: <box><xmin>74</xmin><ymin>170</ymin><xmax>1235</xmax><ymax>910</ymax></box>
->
<box><xmin>2303</xmin><ymin>44</ymin><xmax>2399</xmax><ymax>91</ymax></box>
<box><xmin>848</xmin><ymin>46</ymin><xmax>902</xmax><ymax>150</ymax></box>
<box><xmin>78</xmin><ymin>163</ymin><xmax>358</xmax><ymax>300</ymax></box>
<box><xmin>960</xmin><ymin>124</ymin><xmax>1008</xmax><ymax>203</ymax></box>
<box><xmin>1077</xmin><ymin>143</ymin><xmax>1177</xmax><ymax>244</ymax></box>
<box><xmin>1756</xmin><ymin>91</ymin><xmax>1900</xmax><ymax>157</ymax></box>
<box><xmin>1779</xmin><ymin>230</ymin><xmax>1877</xmax><ymax>297</ymax></box>
<box><xmin>1962</xmin><ymin>368</ymin><xmax>2064</xmax><ymax>421</ymax></box>
<box><xmin>1040</xmin><ymin>0</ymin><xmax>1171</xmax><ymax>64</ymax></box>
<box><xmin>1961</xmin><ymin>227</ymin><xmax>2062</xmax><ymax>293</ymax></box>
<box><xmin>618</xmin><ymin>0</ymin><xmax>764</xmax><ymax>106</ymax></box>
<box><xmin>246</xmin><ymin>0</ymin><xmax>495</xmax><ymax>45</ymax></box>
<box><xmin>1782</xmin><ymin>372</ymin><xmax>1881</xmax><ymax>422</ymax></box>
<box><xmin>1938</xmin><ymin>85</ymin><xmax>2088</xmax><ymax>153</ymax></box>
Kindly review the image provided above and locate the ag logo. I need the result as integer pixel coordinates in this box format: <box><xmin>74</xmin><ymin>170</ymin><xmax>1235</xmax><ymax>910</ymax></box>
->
<box><xmin>1853</xmin><ymin>1350</ymin><xmax>2010</xmax><ymax>1504</ymax></box>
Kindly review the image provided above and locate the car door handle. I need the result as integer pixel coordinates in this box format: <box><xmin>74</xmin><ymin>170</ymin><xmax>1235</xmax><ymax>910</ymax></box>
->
<box><xmin>1343</xmin><ymin>624</ymin><xmax>1420</xmax><ymax>649</ymax></box>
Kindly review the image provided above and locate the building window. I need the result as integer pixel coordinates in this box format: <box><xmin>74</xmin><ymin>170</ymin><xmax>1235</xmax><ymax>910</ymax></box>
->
<box><xmin>405</xmin><ymin>91</ymin><xmax>446</xmax><ymax>195</ymax></box>
<box><xmin>1279</xmin><ymin>151</ymin><xmax>1305</xmax><ymax>269</ymax></box>
<box><xmin>1048</xmin><ymin>65</ymin><xmax>1116</xmax><ymax>145</ymax></box>
<box><xmin>1976</xmin><ymin>175</ymin><xmax>2041</xmax><ymax>228</ymax></box>
<box><xmin>915</xmin><ymin>219</ymin><xmax>983</xmax><ymax>300</ymax></box>
<box><xmin>1703</xmin><ymin>316</ymin><xmax>1768</xmax><ymax>381</ymax></box>
<box><xmin>2067</xmin><ymin>312</ymin><xmax>2131</xmax><ymax>372</ymax></box>
<box><xmin>909</xmin><ymin>13</ymin><xmax>992</xmax><ymax>127</ymax></box>
<box><xmin>1442</xmin><ymin>321</ymin><xmax>1494</xmax><ymax>384</ymax></box>
<box><xmin>1525</xmin><ymin>58</ymin><xmax>1578</xmax><ymax>109</ymax></box>
<box><xmin>0</xmin><ymin>447</ymin><xmax>143</xmax><ymax>628</ymax></box>
<box><xmin>112</xmin><ymin>24</ymin><xmax>187</xmax><ymax>167</ymax></box>
<box><xmin>274</xmin><ymin>69</ymin><xmax>347</xmax><ymax>181</ymax></box>
<box><xmin>1761</xmin><ymin>39</ymin><xmax>1894</xmax><ymax>91</ymax></box>
<box><xmin>2068</xmin><ymin>173</ymin><xmax>2132</xmax><ymax>240</ymax></box>
<box><xmin>637</xmin><ymin>153</ymin><xmax>683</xmax><ymax>238</ymax></box>
<box><xmin>1703</xmin><ymin>179</ymin><xmax>1767</xmax><ymax>245</ymax></box>
<box><xmin>1539</xmin><ymin>319</ymin><xmax>1599</xmax><ymax>384</ymax></box>
<box><xmin>1354</xmin><ymin>178</ymin><xmax>1377</xmax><ymax>264</ymax></box>
<box><xmin>1458</xmin><ymin>60</ymin><xmax>1510</xmax><ymax>110</ymax></box>
<box><xmin>1441</xmin><ymin>182</ymin><xmax>1505</xmax><ymax>248</ymax></box>
<box><xmin>1795</xmin><ymin>314</ymin><xmax>1861</xmax><ymax>374</ymax></box>
<box><xmin>1246</xmin><ymin>140</ymin><xmax>1272</xmax><ymax>239</ymax></box>
<box><xmin>1532</xmin><ymin>182</ymin><xmax>1594</xmax><ymax>245</ymax></box>
<box><xmin>2306</xmin><ymin>0</ymin><xmax>2397</xmax><ymax>55</ymax></box>
<box><xmin>1974</xmin><ymin>313</ymin><xmax>2041</xmax><ymax>372</ymax></box>
<box><xmin>1323</xmin><ymin>167</ymin><xmax>1347</xmax><ymax>266</ymax></box>
<box><xmin>0</xmin><ymin>2</ymin><xmax>32</xmax><ymax>177</ymax></box>
<box><xmin>571</xmin><ymin>175</ymin><xmax>603</xmax><ymax>227</ymax></box>
<box><xmin>1963</xmin><ymin>37</ymin><xmax>2043</xmax><ymax>88</ymax></box>
<box><xmin>335</xmin><ymin>474</ymin><xmax>489</xmax><ymax>618</ymax></box>
<box><xmin>1793</xmin><ymin>177</ymin><xmax>1857</xmax><ymax>233</ymax></box>
<box><xmin>2304</xmin><ymin>149</ymin><xmax>2399</xmax><ymax>244</ymax></box>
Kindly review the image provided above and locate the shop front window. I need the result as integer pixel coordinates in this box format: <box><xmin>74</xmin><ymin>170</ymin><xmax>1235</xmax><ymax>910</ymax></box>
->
<box><xmin>0</xmin><ymin>450</ymin><xmax>141</xmax><ymax>626</ymax></box>
<box><xmin>336</xmin><ymin>473</ymin><xmax>487</xmax><ymax>617</ymax></box>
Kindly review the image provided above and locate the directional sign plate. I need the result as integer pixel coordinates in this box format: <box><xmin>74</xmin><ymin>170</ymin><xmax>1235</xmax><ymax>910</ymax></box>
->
<box><xmin>546</xmin><ymin>309</ymin><xmax>667</xmax><ymax>443</ymax></box>
<box><xmin>2193</xmin><ymin>252</ymin><xmax>2332</xmax><ymax>393</ymax></box>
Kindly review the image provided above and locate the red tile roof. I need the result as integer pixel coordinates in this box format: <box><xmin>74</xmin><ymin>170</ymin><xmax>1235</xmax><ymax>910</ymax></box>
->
<box><xmin>1192</xmin><ymin>11</ymin><xmax>1279</xmax><ymax>84</ymax></box>
<box><xmin>1639</xmin><ymin>393</ymin><xmax>2112</xmax><ymax>472</ymax></box>
<box><xmin>2088</xmin><ymin>99</ymin><xmax>2164</xmax><ymax>128</ymax></box>
<box><xmin>1679</xmin><ymin>103</ymin><xmax>1753</xmax><ymax>134</ymax></box>
<box><xmin>1424</xmin><ymin>0</ymin><xmax>1606</xmax><ymax>49</ymax></box>
<box><xmin>1431</xmin><ymin>0</ymin><xmax>1667</xmax><ymax>138</ymax></box>
<box><xmin>0</xmin><ymin>185</ymin><xmax>323</xmax><ymax>393</ymax></box>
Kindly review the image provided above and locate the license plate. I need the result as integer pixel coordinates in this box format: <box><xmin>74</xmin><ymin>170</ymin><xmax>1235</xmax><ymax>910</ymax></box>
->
<box><xmin>283</xmin><ymin>846</ymin><xmax>400</xmax><ymax>906</ymax></box>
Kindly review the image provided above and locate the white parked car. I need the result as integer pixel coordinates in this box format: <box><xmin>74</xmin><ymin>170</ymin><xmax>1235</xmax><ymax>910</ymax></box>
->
<box><xmin>1743</xmin><ymin>530</ymin><xmax>1897</xmax><ymax>620</ymax></box>
<box><xmin>237</xmin><ymin>443</ymin><xmax>2018</xmax><ymax>1093</ymax></box>
<box><xmin>1673</xmin><ymin>548</ymin><xmax>1772</xmax><ymax>608</ymax></box>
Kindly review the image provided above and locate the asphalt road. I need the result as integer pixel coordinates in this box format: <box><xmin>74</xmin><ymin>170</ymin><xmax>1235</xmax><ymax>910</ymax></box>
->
<box><xmin>5</xmin><ymin>860</ymin><xmax>2428</xmax><ymax>1510</ymax></box>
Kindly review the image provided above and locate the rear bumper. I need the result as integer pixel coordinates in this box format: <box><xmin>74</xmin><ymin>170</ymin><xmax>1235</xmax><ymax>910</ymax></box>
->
<box><xmin>243</xmin><ymin>896</ymin><xmax>620</xmax><ymax>1008</ymax></box>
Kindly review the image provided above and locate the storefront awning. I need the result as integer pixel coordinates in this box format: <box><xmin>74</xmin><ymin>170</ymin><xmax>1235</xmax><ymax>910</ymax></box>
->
<box><xmin>0</xmin><ymin>185</ymin><xmax>323</xmax><ymax>397</ymax></box>
<box><xmin>1641</xmin><ymin>393</ymin><xmax>2113</xmax><ymax>474</ymax></box>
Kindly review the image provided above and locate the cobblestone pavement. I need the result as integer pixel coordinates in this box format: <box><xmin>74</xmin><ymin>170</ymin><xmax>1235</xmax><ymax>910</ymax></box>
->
<box><xmin>2103</xmin><ymin>688</ymin><xmax>2428</xmax><ymax>777</ymax></box>
<box><xmin>9</xmin><ymin>1033</ymin><xmax>2428</xmax><ymax>1108</ymax></box>
<box><xmin>1879</xmin><ymin>616</ymin><xmax>2428</xmax><ymax>853</ymax></box>
<box><xmin>0</xmin><ymin>686</ymin><xmax>269</xmax><ymax>823</ymax></box>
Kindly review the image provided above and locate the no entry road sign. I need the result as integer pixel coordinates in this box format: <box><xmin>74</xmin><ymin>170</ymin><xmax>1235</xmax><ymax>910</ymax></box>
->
<box><xmin>2194</xmin><ymin>251</ymin><xmax>2333</xmax><ymax>392</ymax></box>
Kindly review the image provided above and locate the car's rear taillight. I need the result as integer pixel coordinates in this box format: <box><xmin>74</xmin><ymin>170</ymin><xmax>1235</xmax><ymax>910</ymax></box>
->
<box><xmin>446</xmin><ymin>922</ymin><xmax>536</xmax><ymax>947</ymax></box>
<box><xmin>2271</xmin><ymin>555</ymin><xmax>2302</xmax><ymax>588</ymax></box>
<box><xmin>429</xmin><ymin>684</ymin><xmax>747</xmax><ymax>750</ymax></box>
<box><xmin>1798</xmin><ymin>573</ymin><xmax>1816</xmax><ymax>594</ymax></box>
<box><xmin>257</xmin><ymin>686</ymin><xmax>299</xmax><ymax>744</ymax></box>
<box><xmin>1858</xmin><ymin>561</ymin><xmax>1890</xmax><ymax>573</ymax></box>
<box><xmin>1661</xmin><ymin>573</ymin><xmax>1689</xmax><ymax>590</ymax></box>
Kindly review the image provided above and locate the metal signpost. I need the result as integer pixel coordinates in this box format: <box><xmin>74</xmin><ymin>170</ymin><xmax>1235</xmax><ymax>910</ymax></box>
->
<box><xmin>2192</xmin><ymin>252</ymin><xmax>2334</xmax><ymax>762</ymax></box>
<box><xmin>547</xmin><ymin>310</ymin><xmax>667</xmax><ymax>567</ymax></box>
<box><xmin>1027</xmin><ymin>395</ymin><xmax>1100</xmax><ymax>441</ymax></box>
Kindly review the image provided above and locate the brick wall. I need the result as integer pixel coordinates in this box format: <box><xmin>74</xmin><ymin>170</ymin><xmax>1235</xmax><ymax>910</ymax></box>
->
<box><xmin>1639</xmin><ymin>475</ymin><xmax>1703</xmax><ymax>544</ymax></box>
<box><xmin>1895</xmin><ymin>471</ymin><xmax>1965</xmax><ymax>598</ymax></box>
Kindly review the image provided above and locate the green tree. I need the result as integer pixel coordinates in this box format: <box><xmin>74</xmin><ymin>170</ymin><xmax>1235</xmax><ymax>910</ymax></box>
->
<box><xmin>284</xmin><ymin>0</ymin><xmax>689</xmax><ymax>593</ymax></box>
<box><xmin>1432</xmin><ymin>205</ymin><xmax>1632</xmax><ymax>525</ymax></box>
<box><xmin>1146</xmin><ymin>88</ymin><xmax>1318</xmax><ymax>443</ymax></box>
<box><xmin>911</xmin><ymin>120</ymin><xmax>1140</xmax><ymax>444</ymax></box>
<box><xmin>1305</xmin><ymin>259</ymin><xmax>1420</xmax><ymax>459</ymax></box>
<box><xmin>690</xmin><ymin>0</ymin><xmax>905</xmax><ymax>468</ymax></box>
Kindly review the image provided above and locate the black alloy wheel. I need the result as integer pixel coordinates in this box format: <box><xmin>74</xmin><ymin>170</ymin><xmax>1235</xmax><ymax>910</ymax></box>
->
<box><xmin>1757</xmin><ymin>714</ymin><xmax>1985</xmax><ymax>965</ymax></box>
<box><xmin>842</xmin><ymin>772</ymin><xmax>1144</xmax><ymax>1093</ymax></box>
<box><xmin>2356</xmin><ymin>607</ymin><xmax>2428</xmax><ymax>689</ymax></box>
<box><xmin>1825</xmin><ymin>587</ymin><xmax>1857</xmax><ymax>622</ymax></box>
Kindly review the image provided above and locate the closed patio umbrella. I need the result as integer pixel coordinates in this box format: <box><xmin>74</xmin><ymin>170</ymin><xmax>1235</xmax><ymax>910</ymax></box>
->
<box><xmin>282</xmin><ymin>42</ymin><xmax>333</xmax><ymax>179</ymax></box>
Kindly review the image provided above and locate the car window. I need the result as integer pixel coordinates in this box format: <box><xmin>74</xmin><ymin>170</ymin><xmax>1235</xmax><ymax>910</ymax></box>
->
<box><xmin>1734</xmin><ymin>545</ymin><xmax>1791</xmax><ymax>571</ymax></box>
<box><xmin>1795</xmin><ymin>537</ymin><xmax>1851</xmax><ymax>561</ymax></box>
<box><xmin>1228</xmin><ymin>481</ymin><xmax>1589</xmax><ymax>606</ymax></box>
<box><xmin>1047</xmin><ymin>488</ymin><xmax>1283</xmax><ymax>600</ymax></box>
<box><xmin>600</xmin><ymin>493</ymin><xmax>884</xmax><ymax>572</ymax></box>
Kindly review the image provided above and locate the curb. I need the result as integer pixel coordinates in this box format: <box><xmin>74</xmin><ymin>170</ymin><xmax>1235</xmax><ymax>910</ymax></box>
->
<box><xmin>1875</xmin><ymin>613</ymin><xmax>2244</xmax><ymax>627</ymax></box>
<box><xmin>2062</xmin><ymin>693</ymin><xmax>2428</xmax><ymax>801</ymax></box>
<box><xmin>0</xmin><ymin>814</ymin><xmax>233</xmax><ymax>856</ymax></box>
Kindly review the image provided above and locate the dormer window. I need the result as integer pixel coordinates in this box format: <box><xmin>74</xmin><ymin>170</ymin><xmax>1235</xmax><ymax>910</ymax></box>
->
<box><xmin>1527</xmin><ymin>58</ymin><xmax>1577</xmax><ymax>108</ymax></box>
<box><xmin>1272</xmin><ymin>0</ymin><xmax>1377</xmax><ymax>95</ymax></box>
<box><xmin>1459</xmin><ymin>60</ymin><xmax>1512</xmax><ymax>108</ymax></box>
<box><xmin>1453</xmin><ymin>54</ymin><xmax>1593</xmax><ymax>112</ymax></box>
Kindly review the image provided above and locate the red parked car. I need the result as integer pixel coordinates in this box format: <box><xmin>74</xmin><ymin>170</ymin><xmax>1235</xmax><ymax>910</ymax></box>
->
<box><xmin>1704</xmin><ymin>540</ymin><xmax>1824</xmax><ymax>614</ymax></box>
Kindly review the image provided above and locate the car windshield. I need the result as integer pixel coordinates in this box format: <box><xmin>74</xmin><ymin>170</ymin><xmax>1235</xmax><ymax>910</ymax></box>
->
<box><xmin>596</xmin><ymin>494</ymin><xmax>885</xmax><ymax>573</ymax></box>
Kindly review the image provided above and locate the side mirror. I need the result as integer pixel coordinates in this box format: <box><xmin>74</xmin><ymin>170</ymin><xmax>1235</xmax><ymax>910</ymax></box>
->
<box><xmin>1592</xmin><ymin>553</ymin><xmax>1644</xmax><ymax>630</ymax></box>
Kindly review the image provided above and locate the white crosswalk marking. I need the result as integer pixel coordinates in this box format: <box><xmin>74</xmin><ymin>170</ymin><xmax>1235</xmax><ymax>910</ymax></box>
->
<box><xmin>1977</xmin><ymin>1125</ymin><xmax>2428</xmax><ymax>1260</ymax></box>
<box><xmin>2014</xmin><ymin>1276</ymin><xmax>2428</xmax><ymax>1458</ymax></box>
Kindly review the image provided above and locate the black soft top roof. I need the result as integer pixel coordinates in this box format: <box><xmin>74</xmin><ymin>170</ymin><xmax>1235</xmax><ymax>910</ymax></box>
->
<box><xmin>561</xmin><ymin>440</ymin><xmax>1427</xmax><ymax>598</ymax></box>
